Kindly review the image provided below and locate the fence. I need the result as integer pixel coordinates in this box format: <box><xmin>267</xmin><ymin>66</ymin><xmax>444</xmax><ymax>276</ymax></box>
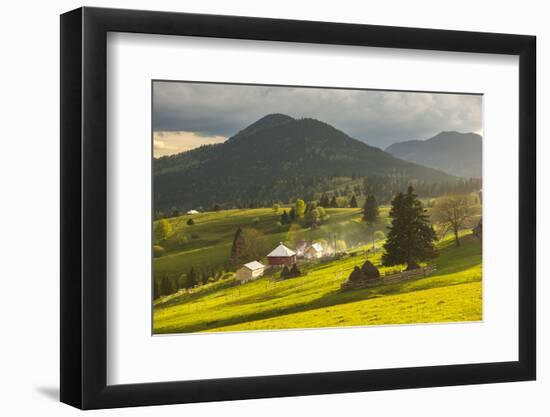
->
<box><xmin>341</xmin><ymin>265</ymin><xmax>437</xmax><ymax>291</ymax></box>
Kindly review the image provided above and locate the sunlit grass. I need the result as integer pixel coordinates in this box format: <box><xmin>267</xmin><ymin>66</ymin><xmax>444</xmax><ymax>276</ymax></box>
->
<box><xmin>153</xmin><ymin>207</ymin><xmax>380</xmax><ymax>279</ymax></box>
<box><xmin>153</xmin><ymin>231</ymin><xmax>482</xmax><ymax>334</ymax></box>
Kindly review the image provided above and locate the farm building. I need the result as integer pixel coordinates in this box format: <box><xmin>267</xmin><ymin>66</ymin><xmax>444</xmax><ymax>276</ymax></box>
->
<box><xmin>186</xmin><ymin>209</ymin><xmax>199</xmax><ymax>215</ymax></box>
<box><xmin>295</xmin><ymin>240</ymin><xmax>310</xmax><ymax>258</ymax></box>
<box><xmin>267</xmin><ymin>243</ymin><xmax>296</xmax><ymax>266</ymax></box>
<box><xmin>235</xmin><ymin>261</ymin><xmax>265</xmax><ymax>283</ymax></box>
<box><xmin>304</xmin><ymin>242</ymin><xmax>324</xmax><ymax>259</ymax></box>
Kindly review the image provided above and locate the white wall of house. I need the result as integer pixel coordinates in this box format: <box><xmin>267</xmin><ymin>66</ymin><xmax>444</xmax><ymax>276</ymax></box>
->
<box><xmin>304</xmin><ymin>248</ymin><xmax>322</xmax><ymax>259</ymax></box>
<box><xmin>236</xmin><ymin>266</ymin><xmax>264</xmax><ymax>282</ymax></box>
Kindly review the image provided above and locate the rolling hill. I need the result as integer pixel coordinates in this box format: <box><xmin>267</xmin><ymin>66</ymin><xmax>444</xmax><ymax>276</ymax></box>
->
<box><xmin>385</xmin><ymin>131</ymin><xmax>482</xmax><ymax>178</ymax></box>
<box><xmin>154</xmin><ymin>231</ymin><xmax>482</xmax><ymax>334</ymax></box>
<box><xmin>154</xmin><ymin>114</ymin><xmax>456</xmax><ymax>211</ymax></box>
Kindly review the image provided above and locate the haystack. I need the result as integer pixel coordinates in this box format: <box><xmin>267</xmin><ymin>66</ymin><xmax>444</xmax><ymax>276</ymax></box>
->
<box><xmin>348</xmin><ymin>266</ymin><xmax>365</xmax><ymax>282</ymax></box>
<box><xmin>361</xmin><ymin>260</ymin><xmax>380</xmax><ymax>280</ymax></box>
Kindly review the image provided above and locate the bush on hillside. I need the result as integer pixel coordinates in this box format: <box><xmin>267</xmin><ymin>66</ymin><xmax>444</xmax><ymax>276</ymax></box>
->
<box><xmin>405</xmin><ymin>259</ymin><xmax>421</xmax><ymax>271</ymax></box>
<box><xmin>153</xmin><ymin>245</ymin><xmax>165</xmax><ymax>258</ymax></box>
<box><xmin>280</xmin><ymin>265</ymin><xmax>290</xmax><ymax>279</ymax></box>
<box><xmin>221</xmin><ymin>272</ymin><xmax>234</xmax><ymax>280</ymax></box>
<box><xmin>289</xmin><ymin>264</ymin><xmax>301</xmax><ymax>278</ymax></box>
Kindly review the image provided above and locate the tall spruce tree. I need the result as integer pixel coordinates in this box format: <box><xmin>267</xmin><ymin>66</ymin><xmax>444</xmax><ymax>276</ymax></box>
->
<box><xmin>230</xmin><ymin>227</ymin><xmax>243</xmax><ymax>265</ymax></box>
<box><xmin>186</xmin><ymin>267</ymin><xmax>197</xmax><ymax>289</ymax></box>
<box><xmin>281</xmin><ymin>210</ymin><xmax>289</xmax><ymax>224</ymax></box>
<box><xmin>382</xmin><ymin>186</ymin><xmax>437</xmax><ymax>270</ymax></box>
<box><xmin>350</xmin><ymin>194</ymin><xmax>358</xmax><ymax>208</ymax></box>
<box><xmin>319</xmin><ymin>193</ymin><xmax>330</xmax><ymax>208</ymax></box>
<box><xmin>289</xmin><ymin>207</ymin><xmax>296</xmax><ymax>222</ymax></box>
<box><xmin>363</xmin><ymin>194</ymin><xmax>379</xmax><ymax>223</ymax></box>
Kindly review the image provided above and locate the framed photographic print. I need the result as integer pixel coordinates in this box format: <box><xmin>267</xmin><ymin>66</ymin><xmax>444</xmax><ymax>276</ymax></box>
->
<box><xmin>60</xmin><ymin>7</ymin><xmax>536</xmax><ymax>409</ymax></box>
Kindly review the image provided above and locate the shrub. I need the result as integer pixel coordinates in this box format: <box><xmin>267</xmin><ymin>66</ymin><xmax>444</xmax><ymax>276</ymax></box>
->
<box><xmin>374</xmin><ymin>230</ymin><xmax>386</xmax><ymax>241</ymax></box>
<box><xmin>405</xmin><ymin>259</ymin><xmax>421</xmax><ymax>271</ymax></box>
<box><xmin>187</xmin><ymin>218</ymin><xmax>195</xmax><ymax>226</ymax></box>
<box><xmin>335</xmin><ymin>239</ymin><xmax>347</xmax><ymax>252</ymax></box>
<box><xmin>153</xmin><ymin>245</ymin><xmax>165</xmax><ymax>258</ymax></box>
<box><xmin>280</xmin><ymin>265</ymin><xmax>290</xmax><ymax>279</ymax></box>
<box><xmin>221</xmin><ymin>272</ymin><xmax>234</xmax><ymax>280</ymax></box>
<box><xmin>289</xmin><ymin>264</ymin><xmax>301</xmax><ymax>277</ymax></box>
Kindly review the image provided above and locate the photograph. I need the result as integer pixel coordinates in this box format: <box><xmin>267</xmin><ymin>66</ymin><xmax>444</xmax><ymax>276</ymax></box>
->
<box><xmin>151</xmin><ymin>81</ymin><xmax>483</xmax><ymax>334</ymax></box>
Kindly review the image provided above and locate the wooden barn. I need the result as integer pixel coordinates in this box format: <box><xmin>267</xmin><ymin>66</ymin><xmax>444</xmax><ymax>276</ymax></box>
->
<box><xmin>267</xmin><ymin>243</ymin><xmax>296</xmax><ymax>266</ymax></box>
<box><xmin>235</xmin><ymin>261</ymin><xmax>265</xmax><ymax>283</ymax></box>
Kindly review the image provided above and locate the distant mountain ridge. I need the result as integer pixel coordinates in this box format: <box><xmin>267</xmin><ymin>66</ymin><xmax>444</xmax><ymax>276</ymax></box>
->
<box><xmin>154</xmin><ymin>114</ymin><xmax>456</xmax><ymax>211</ymax></box>
<box><xmin>385</xmin><ymin>131</ymin><xmax>482</xmax><ymax>178</ymax></box>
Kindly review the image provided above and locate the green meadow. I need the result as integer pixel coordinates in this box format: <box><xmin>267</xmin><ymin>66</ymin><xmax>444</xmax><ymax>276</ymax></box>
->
<box><xmin>153</xmin><ymin>206</ymin><xmax>482</xmax><ymax>334</ymax></box>
<box><xmin>154</xmin><ymin>207</ymin><xmax>386</xmax><ymax>280</ymax></box>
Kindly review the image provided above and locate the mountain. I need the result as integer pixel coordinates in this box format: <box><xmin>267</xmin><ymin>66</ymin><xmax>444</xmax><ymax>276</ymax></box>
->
<box><xmin>154</xmin><ymin>114</ymin><xmax>456</xmax><ymax>211</ymax></box>
<box><xmin>385</xmin><ymin>131</ymin><xmax>482</xmax><ymax>178</ymax></box>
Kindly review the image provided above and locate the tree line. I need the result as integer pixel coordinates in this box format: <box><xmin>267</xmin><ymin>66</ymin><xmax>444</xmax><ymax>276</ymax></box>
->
<box><xmin>154</xmin><ymin>174</ymin><xmax>481</xmax><ymax>218</ymax></box>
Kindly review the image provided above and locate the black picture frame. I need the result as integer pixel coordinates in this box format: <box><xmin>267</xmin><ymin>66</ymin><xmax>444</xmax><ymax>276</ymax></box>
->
<box><xmin>60</xmin><ymin>6</ymin><xmax>536</xmax><ymax>410</ymax></box>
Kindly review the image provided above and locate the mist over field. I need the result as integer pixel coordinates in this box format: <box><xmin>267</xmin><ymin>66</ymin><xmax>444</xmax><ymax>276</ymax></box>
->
<box><xmin>152</xmin><ymin>81</ymin><xmax>483</xmax><ymax>334</ymax></box>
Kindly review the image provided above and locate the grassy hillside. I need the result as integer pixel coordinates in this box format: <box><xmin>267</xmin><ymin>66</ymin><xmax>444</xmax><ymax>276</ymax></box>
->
<box><xmin>154</xmin><ymin>207</ymin><xmax>389</xmax><ymax>281</ymax></box>
<box><xmin>153</xmin><ymin>232</ymin><xmax>482</xmax><ymax>334</ymax></box>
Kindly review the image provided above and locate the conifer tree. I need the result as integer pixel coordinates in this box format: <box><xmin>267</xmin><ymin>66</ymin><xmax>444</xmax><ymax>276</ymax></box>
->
<box><xmin>230</xmin><ymin>228</ymin><xmax>244</xmax><ymax>264</ymax></box>
<box><xmin>290</xmin><ymin>263</ymin><xmax>301</xmax><ymax>277</ymax></box>
<box><xmin>363</xmin><ymin>194</ymin><xmax>379</xmax><ymax>223</ymax></box>
<box><xmin>153</xmin><ymin>277</ymin><xmax>161</xmax><ymax>299</ymax></box>
<box><xmin>330</xmin><ymin>196</ymin><xmax>338</xmax><ymax>208</ymax></box>
<box><xmin>280</xmin><ymin>265</ymin><xmax>290</xmax><ymax>279</ymax></box>
<box><xmin>186</xmin><ymin>267</ymin><xmax>197</xmax><ymax>289</ymax></box>
<box><xmin>350</xmin><ymin>194</ymin><xmax>358</xmax><ymax>208</ymax></box>
<box><xmin>382</xmin><ymin>186</ymin><xmax>437</xmax><ymax>270</ymax></box>
<box><xmin>281</xmin><ymin>210</ymin><xmax>289</xmax><ymax>225</ymax></box>
<box><xmin>319</xmin><ymin>193</ymin><xmax>330</xmax><ymax>208</ymax></box>
<box><xmin>289</xmin><ymin>207</ymin><xmax>296</xmax><ymax>222</ymax></box>
<box><xmin>160</xmin><ymin>275</ymin><xmax>173</xmax><ymax>296</ymax></box>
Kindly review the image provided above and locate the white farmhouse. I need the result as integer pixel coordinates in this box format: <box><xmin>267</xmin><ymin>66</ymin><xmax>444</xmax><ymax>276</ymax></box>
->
<box><xmin>235</xmin><ymin>261</ymin><xmax>265</xmax><ymax>283</ymax></box>
<box><xmin>304</xmin><ymin>242</ymin><xmax>324</xmax><ymax>259</ymax></box>
<box><xmin>186</xmin><ymin>209</ymin><xmax>199</xmax><ymax>215</ymax></box>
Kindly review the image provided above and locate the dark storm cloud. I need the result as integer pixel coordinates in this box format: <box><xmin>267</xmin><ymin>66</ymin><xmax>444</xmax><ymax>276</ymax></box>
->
<box><xmin>153</xmin><ymin>81</ymin><xmax>482</xmax><ymax>149</ymax></box>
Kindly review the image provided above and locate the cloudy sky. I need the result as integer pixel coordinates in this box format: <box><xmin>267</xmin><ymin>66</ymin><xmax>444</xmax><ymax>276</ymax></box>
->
<box><xmin>153</xmin><ymin>81</ymin><xmax>482</xmax><ymax>157</ymax></box>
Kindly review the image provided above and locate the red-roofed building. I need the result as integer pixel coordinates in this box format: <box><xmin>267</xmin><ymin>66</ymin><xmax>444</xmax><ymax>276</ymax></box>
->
<box><xmin>267</xmin><ymin>243</ymin><xmax>296</xmax><ymax>266</ymax></box>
